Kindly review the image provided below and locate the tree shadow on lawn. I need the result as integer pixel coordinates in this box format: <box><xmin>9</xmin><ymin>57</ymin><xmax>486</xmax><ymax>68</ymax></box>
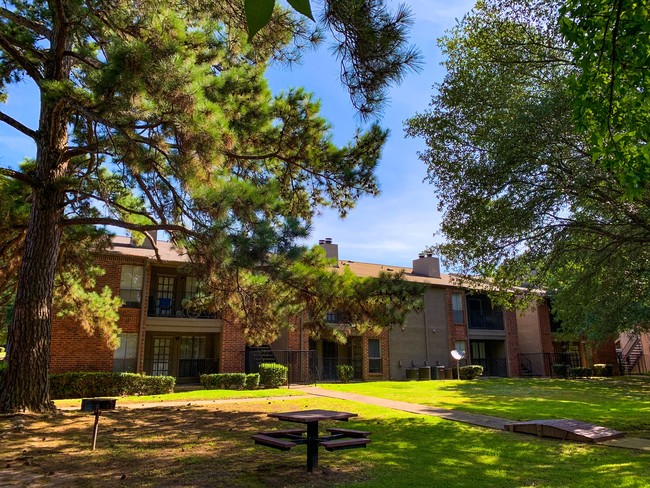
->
<box><xmin>1</xmin><ymin>400</ymin><xmax>648</xmax><ymax>487</ymax></box>
<box><xmin>431</xmin><ymin>377</ymin><xmax>650</xmax><ymax>435</ymax></box>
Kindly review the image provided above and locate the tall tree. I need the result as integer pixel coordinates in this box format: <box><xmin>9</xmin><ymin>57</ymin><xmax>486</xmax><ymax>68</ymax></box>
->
<box><xmin>0</xmin><ymin>0</ymin><xmax>419</xmax><ymax>413</ymax></box>
<box><xmin>406</xmin><ymin>0</ymin><xmax>650</xmax><ymax>341</ymax></box>
<box><xmin>560</xmin><ymin>0</ymin><xmax>650</xmax><ymax>197</ymax></box>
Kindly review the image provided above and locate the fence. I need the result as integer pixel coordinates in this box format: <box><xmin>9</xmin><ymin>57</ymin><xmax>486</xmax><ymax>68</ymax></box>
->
<box><xmin>519</xmin><ymin>352</ymin><xmax>582</xmax><ymax>377</ymax></box>
<box><xmin>245</xmin><ymin>349</ymin><xmax>317</xmax><ymax>384</ymax></box>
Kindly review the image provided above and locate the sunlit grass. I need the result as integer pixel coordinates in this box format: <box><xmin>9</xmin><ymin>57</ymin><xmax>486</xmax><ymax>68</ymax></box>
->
<box><xmin>5</xmin><ymin>395</ymin><xmax>650</xmax><ymax>487</ymax></box>
<box><xmin>318</xmin><ymin>376</ymin><xmax>650</xmax><ymax>437</ymax></box>
<box><xmin>54</xmin><ymin>387</ymin><xmax>305</xmax><ymax>409</ymax></box>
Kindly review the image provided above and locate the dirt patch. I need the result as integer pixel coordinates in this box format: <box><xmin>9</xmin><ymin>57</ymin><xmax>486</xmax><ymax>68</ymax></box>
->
<box><xmin>0</xmin><ymin>402</ymin><xmax>372</xmax><ymax>487</ymax></box>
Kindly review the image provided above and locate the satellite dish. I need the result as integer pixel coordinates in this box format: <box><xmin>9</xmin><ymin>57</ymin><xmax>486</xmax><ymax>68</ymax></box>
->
<box><xmin>450</xmin><ymin>349</ymin><xmax>465</xmax><ymax>360</ymax></box>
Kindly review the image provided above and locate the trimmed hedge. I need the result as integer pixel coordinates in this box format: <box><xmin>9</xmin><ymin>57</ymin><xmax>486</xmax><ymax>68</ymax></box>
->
<box><xmin>259</xmin><ymin>363</ymin><xmax>287</xmax><ymax>388</ymax></box>
<box><xmin>568</xmin><ymin>366</ymin><xmax>592</xmax><ymax>379</ymax></box>
<box><xmin>245</xmin><ymin>373</ymin><xmax>260</xmax><ymax>389</ymax></box>
<box><xmin>459</xmin><ymin>365</ymin><xmax>483</xmax><ymax>380</ymax></box>
<box><xmin>49</xmin><ymin>372</ymin><xmax>175</xmax><ymax>400</ymax></box>
<box><xmin>200</xmin><ymin>373</ymin><xmax>259</xmax><ymax>390</ymax></box>
<box><xmin>552</xmin><ymin>363</ymin><xmax>569</xmax><ymax>378</ymax></box>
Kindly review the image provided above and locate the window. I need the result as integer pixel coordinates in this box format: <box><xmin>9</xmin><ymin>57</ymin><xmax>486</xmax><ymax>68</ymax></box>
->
<box><xmin>113</xmin><ymin>333</ymin><xmax>138</xmax><ymax>372</ymax></box>
<box><xmin>120</xmin><ymin>265</ymin><xmax>144</xmax><ymax>307</ymax></box>
<box><xmin>184</xmin><ymin>276</ymin><xmax>201</xmax><ymax>300</ymax></box>
<box><xmin>452</xmin><ymin>292</ymin><xmax>464</xmax><ymax>323</ymax></box>
<box><xmin>368</xmin><ymin>339</ymin><xmax>382</xmax><ymax>374</ymax></box>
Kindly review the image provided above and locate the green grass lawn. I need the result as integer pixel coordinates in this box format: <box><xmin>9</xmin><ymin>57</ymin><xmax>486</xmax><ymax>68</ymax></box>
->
<box><xmin>318</xmin><ymin>377</ymin><xmax>650</xmax><ymax>437</ymax></box>
<box><xmin>53</xmin><ymin>387</ymin><xmax>305</xmax><ymax>409</ymax></box>
<box><xmin>5</xmin><ymin>396</ymin><xmax>650</xmax><ymax>487</ymax></box>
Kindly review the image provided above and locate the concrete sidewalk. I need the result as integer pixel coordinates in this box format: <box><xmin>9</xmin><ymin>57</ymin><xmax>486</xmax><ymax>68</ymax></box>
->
<box><xmin>294</xmin><ymin>386</ymin><xmax>650</xmax><ymax>452</ymax></box>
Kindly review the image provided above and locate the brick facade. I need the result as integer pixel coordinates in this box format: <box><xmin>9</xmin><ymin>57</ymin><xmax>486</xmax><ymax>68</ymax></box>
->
<box><xmin>504</xmin><ymin>310</ymin><xmax>521</xmax><ymax>377</ymax></box>
<box><xmin>50</xmin><ymin>254</ymin><xmax>147</xmax><ymax>374</ymax></box>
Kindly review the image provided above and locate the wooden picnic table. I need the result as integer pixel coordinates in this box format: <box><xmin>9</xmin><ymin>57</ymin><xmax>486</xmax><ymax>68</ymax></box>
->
<box><xmin>254</xmin><ymin>409</ymin><xmax>370</xmax><ymax>472</ymax></box>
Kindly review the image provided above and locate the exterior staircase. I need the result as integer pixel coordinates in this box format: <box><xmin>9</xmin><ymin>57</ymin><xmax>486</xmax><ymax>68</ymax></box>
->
<box><xmin>620</xmin><ymin>335</ymin><xmax>645</xmax><ymax>374</ymax></box>
<box><xmin>246</xmin><ymin>345</ymin><xmax>277</xmax><ymax>372</ymax></box>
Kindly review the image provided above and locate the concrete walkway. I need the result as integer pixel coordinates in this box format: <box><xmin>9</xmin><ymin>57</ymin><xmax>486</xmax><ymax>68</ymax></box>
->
<box><xmin>294</xmin><ymin>386</ymin><xmax>650</xmax><ymax>452</ymax></box>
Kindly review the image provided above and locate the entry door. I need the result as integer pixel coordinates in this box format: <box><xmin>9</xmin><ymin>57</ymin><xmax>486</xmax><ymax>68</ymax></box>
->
<box><xmin>152</xmin><ymin>337</ymin><xmax>172</xmax><ymax>376</ymax></box>
<box><xmin>322</xmin><ymin>341</ymin><xmax>338</xmax><ymax>380</ymax></box>
<box><xmin>178</xmin><ymin>336</ymin><xmax>206</xmax><ymax>378</ymax></box>
<box><xmin>156</xmin><ymin>276</ymin><xmax>176</xmax><ymax>316</ymax></box>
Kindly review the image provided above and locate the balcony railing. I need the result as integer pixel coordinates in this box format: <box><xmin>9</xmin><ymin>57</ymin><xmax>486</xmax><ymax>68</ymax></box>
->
<box><xmin>468</xmin><ymin>310</ymin><xmax>504</xmax><ymax>330</ymax></box>
<box><xmin>147</xmin><ymin>296</ymin><xmax>218</xmax><ymax>319</ymax></box>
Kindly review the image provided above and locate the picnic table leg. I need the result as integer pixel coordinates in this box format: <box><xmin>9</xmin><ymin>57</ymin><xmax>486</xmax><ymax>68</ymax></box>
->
<box><xmin>306</xmin><ymin>421</ymin><xmax>319</xmax><ymax>472</ymax></box>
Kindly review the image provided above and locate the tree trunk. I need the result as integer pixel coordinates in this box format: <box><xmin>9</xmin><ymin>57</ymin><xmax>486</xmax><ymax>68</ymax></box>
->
<box><xmin>0</xmin><ymin>188</ymin><xmax>64</xmax><ymax>413</ymax></box>
<box><xmin>0</xmin><ymin>2</ymin><xmax>72</xmax><ymax>413</ymax></box>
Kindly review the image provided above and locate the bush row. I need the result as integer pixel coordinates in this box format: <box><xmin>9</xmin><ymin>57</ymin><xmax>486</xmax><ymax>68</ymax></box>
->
<box><xmin>50</xmin><ymin>372</ymin><xmax>175</xmax><ymax>399</ymax></box>
<box><xmin>553</xmin><ymin>363</ymin><xmax>614</xmax><ymax>378</ymax></box>
<box><xmin>459</xmin><ymin>365</ymin><xmax>484</xmax><ymax>380</ymax></box>
<box><xmin>200</xmin><ymin>373</ymin><xmax>260</xmax><ymax>390</ymax></box>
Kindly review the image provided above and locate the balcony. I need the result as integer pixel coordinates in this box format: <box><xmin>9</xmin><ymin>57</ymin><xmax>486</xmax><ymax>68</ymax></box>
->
<box><xmin>468</xmin><ymin>310</ymin><xmax>504</xmax><ymax>330</ymax></box>
<box><xmin>147</xmin><ymin>296</ymin><xmax>218</xmax><ymax>319</ymax></box>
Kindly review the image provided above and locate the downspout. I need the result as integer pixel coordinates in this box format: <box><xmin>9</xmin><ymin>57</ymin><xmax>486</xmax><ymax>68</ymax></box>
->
<box><xmin>136</xmin><ymin>259</ymin><xmax>150</xmax><ymax>373</ymax></box>
<box><xmin>423</xmin><ymin>301</ymin><xmax>430</xmax><ymax>365</ymax></box>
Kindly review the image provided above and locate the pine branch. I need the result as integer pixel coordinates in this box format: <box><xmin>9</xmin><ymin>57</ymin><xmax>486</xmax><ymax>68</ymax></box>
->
<box><xmin>0</xmin><ymin>110</ymin><xmax>38</xmax><ymax>140</ymax></box>
<box><xmin>61</xmin><ymin>217</ymin><xmax>195</xmax><ymax>236</ymax></box>
<box><xmin>0</xmin><ymin>166</ymin><xmax>36</xmax><ymax>186</ymax></box>
<box><xmin>0</xmin><ymin>7</ymin><xmax>51</xmax><ymax>39</ymax></box>
<box><xmin>0</xmin><ymin>32</ymin><xmax>43</xmax><ymax>83</ymax></box>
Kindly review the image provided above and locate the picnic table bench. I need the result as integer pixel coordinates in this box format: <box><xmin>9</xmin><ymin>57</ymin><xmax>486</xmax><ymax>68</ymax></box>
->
<box><xmin>252</xmin><ymin>409</ymin><xmax>372</xmax><ymax>472</ymax></box>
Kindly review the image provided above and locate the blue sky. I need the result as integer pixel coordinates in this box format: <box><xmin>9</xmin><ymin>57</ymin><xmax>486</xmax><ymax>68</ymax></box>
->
<box><xmin>0</xmin><ymin>1</ymin><xmax>476</xmax><ymax>268</ymax></box>
<box><xmin>266</xmin><ymin>0</ymin><xmax>476</xmax><ymax>267</ymax></box>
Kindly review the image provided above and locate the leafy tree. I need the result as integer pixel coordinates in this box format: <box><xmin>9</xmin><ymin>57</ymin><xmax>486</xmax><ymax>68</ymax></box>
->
<box><xmin>406</xmin><ymin>0</ymin><xmax>650</xmax><ymax>341</ymax></box>
<box><xmin>0</xmin><ymin>0</ymin><xmax>420</xmax><ymax>413</ymax></box>
<box><xmin>560</xmin><ymin>0</ymin><xmax>650</xmax><ymax>197</ymax></box>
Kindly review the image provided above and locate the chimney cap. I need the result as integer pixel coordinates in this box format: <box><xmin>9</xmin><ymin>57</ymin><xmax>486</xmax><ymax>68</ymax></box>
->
<box><xmin>318</xmin><ymin>239</ymin><xmax>325</xmax><ymax>244</ymax></box>
<box><xmin>418</xmin><ymin>253</ymin><xmax>425</xmax><ymax>259</ymax></box>
<box><xmin>426</xmin><ymin>252</ymin><xmax>433</xmax><ymax>257</ymax></box>
<box><xmin>325</xmin><ymin>237</ymin><xmax>333</xmax><ymax>244</ymax></box>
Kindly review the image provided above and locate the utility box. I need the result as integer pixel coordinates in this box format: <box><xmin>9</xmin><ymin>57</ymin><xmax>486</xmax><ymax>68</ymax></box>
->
<box><xmin>418</xmin><ymin>366</ymin><xmax>431</xmax><ymax>380</ymax></box>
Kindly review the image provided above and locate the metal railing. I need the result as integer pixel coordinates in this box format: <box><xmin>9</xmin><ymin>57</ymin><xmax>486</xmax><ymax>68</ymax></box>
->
<box><xmin>245</xmin><ymin>349</ymin><xmax>317</xmax><ymax>384</ymax></box>
<box><xmin>472</xmin><ymin>358</ymin><xmax>507</xmax><ymax>377</ymax></box>
<box><xmin>518</xmin><ymin>352</ymin><xmax>582</xmax><ymax>377</ymax></box>
<box><xmin>142</xmin><ymin>357</ymin><xmax>220</xmax><ymax>379</ymax></box>
<box><xmin>467</xmin><ymin>310</ymin><xmax>504</xmax><ymax>330</ymax></box>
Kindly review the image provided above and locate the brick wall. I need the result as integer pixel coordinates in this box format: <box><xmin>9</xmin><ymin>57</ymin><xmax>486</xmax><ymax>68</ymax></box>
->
<box><xmin>50</xmin><ymin>254</ymin><xmax>147</xmax><ymax>373</ymax></box>
<box><xmin>504</xmin><ymin>310</ymin><xmax>521</xmax><ymax>377</ymax></box>
<box><xmin>362</xmin><ymin>330</ymin><xmax>389</xmax><ymax>381</ymax></box>
<box><xmin>219</xmin><ymin>313</ymin><xmax>246</xmax><ymax>373</ymax></box>
<box><xmin>445</xmin><ymin>289</ymin><xmax>468</xmax><ymax>366</ymax></box>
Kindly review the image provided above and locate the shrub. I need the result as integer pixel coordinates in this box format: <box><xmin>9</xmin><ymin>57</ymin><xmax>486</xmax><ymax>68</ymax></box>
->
<box><xmin>567</xmin><ymin>366</ymin><xmax>592</xmax><ymax>379</ymax></box>
<box><xmin>201</xmin><ymin>373</ymin><xmax>253</xmax><ymax>390</ymax></box>
<box><xmin>552</xmin><ymin>363</ymin><xmax>569</xmax><ymax>378</ymax></box>
<box><xmin>336</xmin><ymin>364</ymin><xmax>354</xmax><ymax>383</ymax></box>
<box><xmin>459</xmin><ymin>365</ymin><xmax>483</xmax><ymax>380</ymax></box>
<box><xmin>49</xmin><ymin>372</ymin><xmax>175</xmax><ymax>399</ymax></box>
<box><xmin>224</xmin><ymin>373</ymin><xmax>246</xmax><ymax>390</ymax></box>
<box><xmin>259</xmin><ymin>363</ymin><xmax>287</xmax><ymax>388</ymax></box>
<box><xmin>201</xmin><ymin>373</ymin><xmax>224</xmax><ymax>389</ymax></box>
<box><xmin>245</xmin><ymin>373</ymin><xmax>260</xmax><ymax>389</ymax></box>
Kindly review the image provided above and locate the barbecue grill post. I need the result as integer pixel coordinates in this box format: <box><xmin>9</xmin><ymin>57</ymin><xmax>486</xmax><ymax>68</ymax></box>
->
<box><xmin>92</xmin><ymin>407</ymin><xmax>101</xmax><ymax>450</ymax></box>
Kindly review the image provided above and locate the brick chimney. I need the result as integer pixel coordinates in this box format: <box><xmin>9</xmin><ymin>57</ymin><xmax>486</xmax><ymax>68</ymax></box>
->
<box><xmin>130</xmin><ymin>230</ymin><xmax>158</xmax><ymax>249</ymax></box>
<box><xmin>412</xmin><ymin>252</ymin><xmax>441</xmax><ymax>278</ymax></box>
<box><xmin>319</xmin><ymin>237</ymin><xmax>339</xmax><ymax>263</ymax></box>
